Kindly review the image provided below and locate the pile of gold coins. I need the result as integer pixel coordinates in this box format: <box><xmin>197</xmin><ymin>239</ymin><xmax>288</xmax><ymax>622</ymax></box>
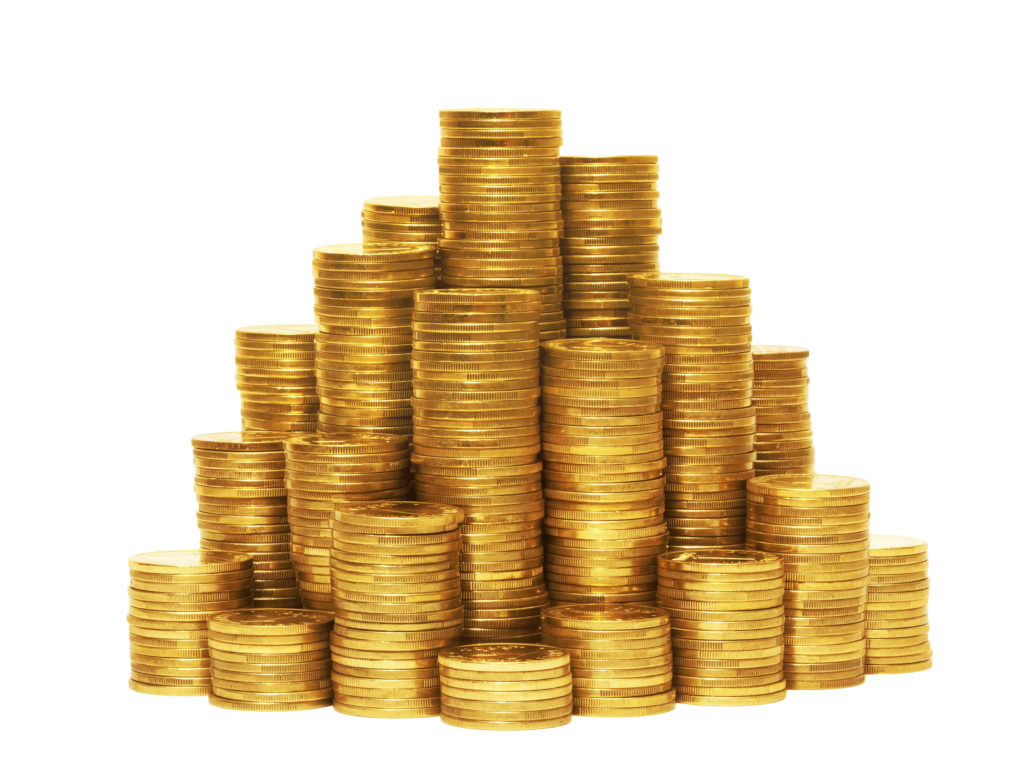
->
<box><xmin>560</xmin><ymin>156</ymin><xmax>661</xmax><ymax>338</ymax></box>
<box><xmin>361</xmin><ymin>195</ymin><xmax>443</xmax><ymax>280</ymax></box>
<box><xmin>541</xmin><ymin>604</ymin><xmax>675</xmax><ymax>716</ymax></box>
<box><xmin>207</xmin><ymin>608</ymin><xmax>333</xmax><ymax>710</ymax></box>
<box><xmin>411</xmin><ymin>288</ymin><xmax>549</xmax><ymax>641</ymax></box>
<box><xmin>866</xmin><ymin>535</ymin><xmax>932</xmax><ymax>673</ymax></box>
<box><xmin>437</xmin><ymin>108</ymin><xmax>565</xmax><ymax>340</ymax></box>
<box><xmin>752</xmin><ymin>345</ymin><xmax>814</xmax><ymax>477</ymax></box>
<box><xmin>284</xmin><ymin>434</ymin><xmax>412</xmax><ymax>610</ymax></box>
<box><xmin>192</xmin><ymin>432</ymin><xmax>301</xmax><ymax>607</ymax></box>
<box><xmin>540</xmin><ymin>338</ymin><xmax>668</xmax><ymax>604</ymax></box>
<box><xmin>312</xmin><ymin>242</ymin><xmax>436</xmax><ymax>437</ymax></box>
<box><xmin>234</xmin><ymin>324</ymin><xmax>318</xmax><ymax>432</ymax></box>
<box><xmin>330</xmin><ymin>501</ymin><xmax>463</xmax><ymax>717</ymax></box>
<box><xmin>128</xmin><ymin>551</ymin><xmax>253</xmax><ymax>696</ymax></box>
<box><xmin>629</xmin><ymin>273</ymin><xmax>754</xmax><ymax>549</ymax></box>
<box><xmin>746</xmin><ymin>475</ymin><xmax>870</xmax><ymax>689</ymax></box>
<box><xmin>438</xmin><ymin>644</ymin><xmax>573</xmax><ymax>730</ymax></box>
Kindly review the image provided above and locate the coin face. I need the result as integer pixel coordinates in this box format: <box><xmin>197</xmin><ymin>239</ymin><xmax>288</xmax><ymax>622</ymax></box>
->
<box><xmin>209</xmin><ymin>609</ymin><xmax>333</xmax><ymax>631</ymax></box>
<box><xmin>129</xmin><ymin>550</ymin><xmax>252</xmax><ymax>573</ymax></box>
<box><xmin>869</xmin><ymin>535</ymin><xmax>927</xmax><ymax>556</ymax></box>
<box><xmin>439</xmin><ymin>643</ymin><xmax>567</xmax><ymax>669</ymax></box>
<box><xmin>542</xmin><ymin>604</ymin><xmax>667</xmax><ymax>624</ymax></box>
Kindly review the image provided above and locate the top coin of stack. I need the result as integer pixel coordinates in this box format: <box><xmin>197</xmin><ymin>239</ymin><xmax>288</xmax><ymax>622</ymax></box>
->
<box><xmin>865</xmin><ymin>535</ymin><xmax>932</xmax><ymax>674</ymax></box>
<box><xmin>437</xmin><ymin>108</ymin><xmax>566</xmax><ymax>340</ymax></box>
<box><xmin>752</xmin><ymin>345</ymin><xmax>814</xmax><ymax>477</ymax></box>
<box><xmin>560</xmin><ymin>156</ymin><xmax>661</xmax><ymax>338</ymax></box>
<box><xmin>361</xmin><ymin>195</ymin><xmax>443</xmax><ymax>280</ymax></box>
<box><xmin>629</xmin><ymin>273</ymin><xmax>755</xmax><ymax>550</ymax></box>
<box><xmin>235</xmin><ymin>324</ymin><xmax>318</xmax><ymax>433</ymax></box>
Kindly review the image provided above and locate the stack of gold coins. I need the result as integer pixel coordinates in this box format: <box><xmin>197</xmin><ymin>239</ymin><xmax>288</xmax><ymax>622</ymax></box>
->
<box><xmin>330</xmin><ymin>501</ymin><xmax>464</xmax><ymax>717</ymax></box>
<box><xmin>128</xmin><ymin>551</ymin><xmax>253</xmax><ymax>696</ymax></box>
<box><xmin>361</xmin><ymin>195</ymin><xmax>443</xmax><ymax>280</ymax></box>
<box><xmin>193</xmin><ymin>432</ymin><xmax>302</xmax><ymax>607</ymax></box>
<box><xmin>284</xmin><ymin>434</ymin><xmax>412</xmax><ymax>610</ymax></box>
<box><xmin>541</xmin><ymin>604</ymin><xmax>675</xmax><ymax>717</ymax></box>
<box><xmin>752</xmin><ymin>345</ymin><xmax>814</xmax><ymax>477</ymax></box>
<box><xmin>560</xmin><ymin>156</ymin><xmax>661</xmax><ymax>338</ymax></box>
<box><xmin>235</xmin><ymin>324</ymin><xmax>318</xmax><ymax>432</ymax></box>
<box><xmin>629</xmin><ymin>273</ymin><xmax>755</xmax><ymax>549</ymax></box>
<box><xmin>657</xmin><ymin>550</ymin><xmax>786</xmax><ymax>705</ymax></box>
<box><xmin>437</xmin><ymin>108</ymin><xmax>566</xmax><ymax>340</ymax></box>
<box><xmin>312</xmin><ymin>242</ymin><xmax>436</xmax><ymax>437</ymax></box>
<box><xmin>746</xmin><ymin>474</ymin><xmax>870</xmax><ymax>689</ymax></box>
<box><xmin>540</xmin><ymin>338</ymin><xmax>668</xmax><ymax>604</ymax></box>
<box><xmin>411</xmin><ymin>288</ymin><xmax>549</xmax><ymax>642</ymax></box>
<box><xmin>866</xmin><ymin>535</ymin><xmax>932</xmax><ymax>674</ymax></box>
<box><xmin>438</xmin><ymin>644</ymin><xmax>573</xmax><ymax>730</ymax></box>
<box><xmin>207</xmin><ymin>608</ymin><xmax>334</xmax><ymax>711</ymax></box>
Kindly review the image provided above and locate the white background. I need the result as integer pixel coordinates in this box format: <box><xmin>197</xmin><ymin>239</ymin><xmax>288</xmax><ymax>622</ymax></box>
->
<box><xmin>2</xmin><ymin>1</ymin><xmax>1021</xmax><ymax>765</ymax></box>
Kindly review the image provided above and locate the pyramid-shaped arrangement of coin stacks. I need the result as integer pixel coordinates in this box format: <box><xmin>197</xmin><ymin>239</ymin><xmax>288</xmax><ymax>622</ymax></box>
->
<box><xmin>541</xmin><ymin>604</ymin><xmax>675</xmax><ymax>716</ymax></box>
<box><xmin>235</xmin><ymin>324</ymin><xmax>319</xmax><ymax>433</ymax></box>
<box><xmin>560</xmin><ymin>155</ymin><xmax>661</xmax><ymax>338</ymax></box>
<box><xmin>330</xmin><ymin>501</ymin><xmax>464</xmax><ymax>718</ymax></box>
<box><xmin>752</xmin><ymin>345</ymin><xmax>814</xmax><ymax>477</ymax></box>
<box><xmin>438</xmin><ymin>643</ymin><xmax>574</xmax><ymax>730</ymax></box>
<box><xmin>361</xmin><ymin>195</ymin><xmax>443</xmax><ymax>281</ymax></box>
<box><xmin>865</xmin><ymin>535</ymin><xmax>932</xmax><ymax>674</ymax></box>
<box><xmin>128</xmin><ymin>551</ymin><xmax>253</xmax><ymax>696</ymax></box>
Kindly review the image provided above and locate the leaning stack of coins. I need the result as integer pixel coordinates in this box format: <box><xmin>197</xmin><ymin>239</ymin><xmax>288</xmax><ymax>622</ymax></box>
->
<box><xmin>541</xmin><ymin>604</ymin><xmax>675</xmax><ymax>717</ymax></box>
<box><xmin>657</xmin><ymin>550</ymin><xmax>786</xmax><ymax>705</ymax></box>
<box><xmin>207</xmin><ymin>608</ymin><xmax>333</xmax><ymax>710</ymax></box>
<box><xmin>330</xmin><ymin>501</ymin><xmax>464</xmax><ymax>717</ymax></box>
<box><xmin>128</xmin><ymin>551</ymin><xmax>253</xmax><ymax>696</ymax></box>
<box><xmin>437</xmin><ymin>108</ymin><xmax>566</xmax><ymax>340</ymax></box>
<box><xmin>193</xmin><ymin>432</ymin><xmax>301</xmax><ymax>607</ymax></box>
<box><xmin>540</xmin><ymin>338</ymin><xmax>668</xmax><ymax>604</ymax></box>
<box><xmin>746</xmin><ymin>474</ymin><xmax>870</xmax><ymax>689</ymax></box>
<box><xmin>629</xmin><ymin>273</ymin><xmax>755</xmax><ymax>550</ymax></box>
<box><xmin>312</xmin><ymin>242</ymin><xmax>436</xmax><ymax>437</ymax></box>
<box><xmin>361</xmin><ymin>195</ymin><xmax>443</xmax><ymax>280</ymax></box>
<box><xmin>438</xmin><ymin>644</ymin><xmax>573</xmax><ymax>730</ymax></box>
<box><xmin>865</xmin><ymin>535</ymin><xmax>932</xmax><ymax>674</ymax></box>
<box><xmin>560</xmin><ymin>156</ymin><xmax>661</xmax><ymax>338</ymax></box>
<box><xmin>235</xmin><ymin>324</ymin><xmax>319</xmax><ymax>432</ymax></box>
<box><xmin>285</xmin><ymin>434</ymin><xmax>413</xmax><ymax>611</ymax></box>
<box><xmin>752</xmin><ymin>345</ymin><xmax>814</xmax><ymax>477</ymax></box>
<box><xmin>411</xmin><ymin>288</ymin><xmax>549</xmax><ymax>642</ymax></box>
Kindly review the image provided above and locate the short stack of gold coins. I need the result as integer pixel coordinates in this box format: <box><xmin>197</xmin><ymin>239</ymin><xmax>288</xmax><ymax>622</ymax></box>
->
<box><xmin>207</xmin><ymin>608</ymin><xmax>334</xmax><ymax>710</ymax></box>
<box><xmin>330</xmin><ymin>501</ymin><xmax>464</xmax><ymax>718</ymax></box>
<box><xmin>284</xmin><ymin>434</ymin><xmax>413</xmax><ymax>610</ymax></box>
<box><xmin>629</xmin><ymin>273</ymin><xmax>755</xmax><ymax>550</ymax></box>
<box><xmin>128</xmin><ymin>550</ymin><xmax>253</xmax><ymax>696</ymax></box>
<box><xmin>234</xmin><ymin>324</ymin><xmax>319</xmax><ymax>432</ymax></box>
<box><xmin>312</xmin><ymin>242</ymin><xmax>436</xmax><ymax>437</ymax></box>
<box><xmin>411</xmin><ymin>288</ymin><xmax>549</xmax><ymax>642</ymax></box>
<box><xmin>361</xmin><ymin>195</ymin><xmax>443</xmax><ymax>280</ymax></box>
<box><xmin>192</xmin><ymin>432</ymin><xmax>302</xmax><ymax>607</ymax></box>
<box><xmin>540</xmin><ymin>338</ymin><xmax>668</xmax><ymax>604</ymax></box>
<box><xmin>866</xmin><ymin>535</ymin><xmax>932</xmax><ymax>674</ymax></box>
<box><xmin>745</xmin><ymin>474</ymin><xmax>871</xmax><ymax>689</ymax></box>
<box><xmin>438</xmin><ymin>643</ymin><xmax>573</xmax><ymax>730</ymax></box>
<box><xmin>541</xmin><ymin>604</ymin><xmax>675</xmax><ymax>717</ymax></box>
<box><xmin>657</xmin><ymin>550</ymin><xmax>787</xmax><ymax>705</ymax></box>
<box><xmin>752</xmin><ymin>345</ymin><xmax>814</xmax><ymax>477</ymax></box>
<box><xmin>437</xmin><ymin>108</ymin><xmax>566</xmax><ymax>341</ymax></box>
<box><xmin>560</xmin><ymin>156</ymin><xmax>661</xmax><ymax>338</ymax></box>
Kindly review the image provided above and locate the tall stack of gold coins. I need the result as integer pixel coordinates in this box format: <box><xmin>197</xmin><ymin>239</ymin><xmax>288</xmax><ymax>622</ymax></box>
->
<box><xmin>866</xmin><ymin>535</ymin><xmax>932</xmax><ymax>674</ymax></box>
<box><xmin>657</xmin><ymin>550</ymin><xmax>787</xmax><ymax>705</ymax></box>
<box><xmin>235</xmin><ymin>324</ymin><xmax>319</xmax><ymax>432</ymax></box>
<box><xmin>540</xmin><ymin>338</ymin><xmax>668</xmax><ymax>604</ymax></box>
<box><xmin>330</xmin><ymin>501</ymin><xmax>464</xmax><ymax>717</ymax></box>
<box><xmin>541</xmin><ymin>604</ymin><xmax>675</xmax><ymax>717</ymax></box>
<box><xmin>284</xmin><ymin>434</ymin><xmax>412</xmax><ymax>611</ymax></box>
<box><xmin>192</xmin><ymin>432</ymin><xmax>301</xmax><ymax>607</ymax></box>
<box><xmin>437</xmin><ymin>108</ymin><xmax>566</xmax><ymax>341</ymax></box>
<box><xmin>438</xmin><ymin>644</ymin><xmax>573</xmax><ymax>730</ymax></box>
<box><xmin>207</xmin><ymin>608</ymin><xmax>334</xmax><ymax>711</ymax></box>
<box><xmin>312</xmin><ymin>242</ymin><xmax>436</xmax><ymax>437</ymax></box>
<box><xmin>752</xmin><ymin>345</ymin><xmax>814</xmax><ymax>477</ymax></box>
<box><xmin>746</xmin><ymin>474</ymin><xmax>870</xmax><ymax>689</ymax></box>
<box><xmin>629</xmin><ymin>273</ymin><xmax>755</xmax><ymax>549</ymax></box>
<box><xmin>411</xmin><ymin>288</ymin><xmax>549</xmax><ymax>642</ymax></box>
<box><xmin>127</xmin><ymin>551</ymin><xmax>253</xmax><ymax>696</ymax></box>
<box><xmin>560</xmin><ymin>156</ymin><xmax>661</xmax><ymax>338</ymax></box>
<box><xmin>361</xmin><ymin>195</ymin><xmax>443</xmax><ymax>280</ymax></box>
